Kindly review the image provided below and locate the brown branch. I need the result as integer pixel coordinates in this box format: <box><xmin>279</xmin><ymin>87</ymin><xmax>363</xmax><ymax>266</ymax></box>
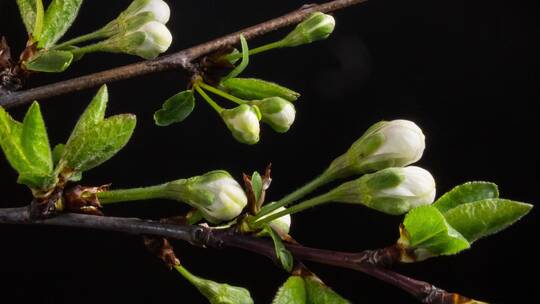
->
<box><xmin>0</xmin><ymin>207</ymin><xmax>480</xmax><ymax>304</ymax></box>
<box><xmin>0</xmin><ymin>0</ymin><xmax>367</xmax><ymax>109</ymax></box>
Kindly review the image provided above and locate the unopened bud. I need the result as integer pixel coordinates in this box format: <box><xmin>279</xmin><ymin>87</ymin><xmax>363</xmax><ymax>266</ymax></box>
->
<box><xmin>123</xmin><ymin>0</ymin><xmax>171</xmax><ymax>24</ymax></box>
<box><xmin>221</xmin><ymin>78</ymin><xmax>300</xmax><ymax>102</ymax></box>
<box><xmin>327</xmin><ymin>120</ymin><xmax>426</xmax><ymax>179</ymax></box>
<box><xmin>329</xmin><ymin>166</ymin><xmax>436</xmax><ymax>215</ymax></box>
<box><xmin>280</xmin><ymin>12</ymin><xmax>335</xmax><ymax>48</ymax></box>
<box><xmin>259</xmin><ymin>207</ymin><xmax>291</xmax><ymax>235</ymax></box>
<box><xmin>167</xmin><ymin>170</ymin><xmax>247</xmax><ymax>223</ymax></box>
<box><xmin>250</xmin><ymin>97</ymin><xmax>296</xmax><ymax>133</ymax></box>
<box><xmin>221</xmin><ymin>104</ymin><xmax>261</xmax><ymax>145</ymax></box>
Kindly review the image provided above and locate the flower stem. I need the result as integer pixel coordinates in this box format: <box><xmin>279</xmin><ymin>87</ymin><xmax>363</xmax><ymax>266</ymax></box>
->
<box><xmin>197</xmin><ymin>82</ymin><xmax>248</xmax><ymax>105</ymax></box>
<box><xmin>253</xmin><ymin>173</ymin><xmax>332</xmax><ymax>220</ymax></box>
<box><xmin>253</xmin><ymin>193</ymin><xmax>333</xmax><ymax>227</ymax></box>
<box><xmin>52</xmin><ymin>30</ymin><xmax>108</xmax><ymax>50</ymax></box>
<box><xmin>98</xmin><ymin>184</ymin><xmax>169</xmax><ymax>205</ymax></box>
<box><xmin>193</xmin><ymin>84</ymin><xmax>224</xmax><ymax>113</ymax></box>
<box><xmin>225</xmin><ymin>41</ymin><xmax>285</xmax><ymax>62</ymax></box>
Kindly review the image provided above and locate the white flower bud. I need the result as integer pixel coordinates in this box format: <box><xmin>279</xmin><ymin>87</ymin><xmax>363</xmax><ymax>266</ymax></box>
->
<box><xmin>280</xmin><ymin>12</ymin><xmax>336</xmax><ymax>47</ymax></box>
<box><xmin>327</xmin><ymin>119</ymin><xmax>426</xmax><ymax>178</ymax></box>
<box><xmin>124</xmin><ymin>0</ymin><xmax>171</xmax><ymax>24</ymax></box>
<box><xmin>167</xmin><ymin>171</ymin><xmax>248</xmax><ymax>223</ymax></box>
<box><xmin>221</xmin><ymin>104</ymin><xmax>261</xmax><ymax>145</ymax></box>
<box><xmin>258</xmin><ymin>207</ymin><xmax>291</xmax><ymax>235</ymax></box>
<box><xmin>329</xmin><ymin>166</ymin><xmax>436</xmax><ymax>215</ymax></box>
<box><xmin>251</xmin><ymin>97</ymin><xmax>296</xmax><ymax>133</ymax></box>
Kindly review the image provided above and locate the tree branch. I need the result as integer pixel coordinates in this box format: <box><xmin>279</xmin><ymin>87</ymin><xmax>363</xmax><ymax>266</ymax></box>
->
<box><xmin>0</xmin><ymin>207</ymin><xmax>478</xmax><ymax>304</ymax></box>
<box><xmin>0</xmin><ymin>0</ymin><xmax>367</xmax><ymax>109</ymax></box>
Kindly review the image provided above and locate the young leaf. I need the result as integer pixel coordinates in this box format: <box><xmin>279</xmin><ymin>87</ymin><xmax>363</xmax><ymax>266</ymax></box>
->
<box><xmin>24</xmin><ymin>50</ymin><xmax>73</xmax><ymax>73</ymax></box>
<box><xmin>251</xmin><ymin>171</ymin><xmax>263</xmax><ymax>203</ymax></box>
<box><xmin>38</xmin><ymin>0</ymin><xmax>84</xmax><ymax>48</ymax></box>
<box><xmin>16</xmin><ymin>0</ymin><xmax>38</xmax><ymax>35</ymax></box>
<box><xmin>21</xmin><ymin>102</ymin><xmax>53</xmax><ymax>174</ymax></box>
<box><xmin>153</xmin><ymin>90</ymin><xmax>195</xmax><ymax>126</ymax></box>
<box><xmin>401</xmin><ymin>205</ymin><xmax>470</xmax><ymax>257</ymax></box>
<box><xmin>69</xmin><ymin>84</ymin><xmax>109</xmax><ymax>137</ymax></box>
<box><xmin>304</xmin><ymin>275</ymin><xmax>350</xmax><ymax>304</ymax></box>
<box><xmin>62</xmin><ymin>114</ymin><xmax>136</xmax><ymax>172</ymax></box>
<box><xmin>434</xmin><ymin>182</ymin><xmax>499</xmax><ymax>213</ymax></box>
<box><xmin>272</xmin><ymin>276</ymin><xmax>306</xmax><ymax>304</ymax></box>
<box><xmin>221</xmin><ymin>78</ymin><xmax>300</xmax><ymax>102</ymax></box>
<box><xmin>222</xmin><ymin>35</ymin><xmax>249</xmax><ymax>81</ymax></box>
<box><xmin>33</xmin><ymin>0</ymin><xmax>44</xmax><ymax>40</ymax></box>
<box><xmin>0</xmin><ymin>104</ymin><xmax>55</xmax><ymax>190</ymax></box>
<box><xmin>175</xmin><ymin>265</ymin><xmax>254</xmax><ymax>304</ymax></box>
<box><xmin>443</xmin><ymin>199</ymin><xmax>533</xmax><ymax>243</ymax></box>
<box><xmin>52</xmin><ymin>143</ymin><xmax>65</xmax><ymax>167</ymax></box>
<box><xmin>265</xmin><ymin>224</ymin><xmax>294</xmax><ymax>272</ymax></box>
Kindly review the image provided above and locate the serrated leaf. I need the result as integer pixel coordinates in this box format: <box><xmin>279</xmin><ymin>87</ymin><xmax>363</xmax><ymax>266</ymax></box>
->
<box><xmin>24</xmin><ymin>50</ymin><xmax>73</xmax><ymax>72</ymax></box>
<box><xmin>304</xmin><ymin>276</ymin><xmax>350</xmax><ymax>304</ymax></box>
<box><xmin>443</xmin><ymin>199</ymin><xmax>532</xmax><ymax>243</ymax></box>
<box><xmin>62</xmin><ymin>114</ymin><xmax>136</xmax><ymax>172</ymax></box>
<box><xmin>16</xmin><ymin>0</ymin><xmax>38</xmax><ymax>35</ymax></box>
<box><xmin>38</xmin><ymin>0</ymin><xmax>83</xmax><ymax>48</ymax></box>
<box><xmin>265</xmin><ymin>224</ymin><xmax>294</xmax><ymax>272</ymax></box>
<box><xmin>153</xmin><ymin>90</ymin><xmax>195</xmax><ymax>126</ymax></box>
<box><xmin>402</xmin><ymin>205</ymin><xmax>470</xmax><ymax>256</ymax></box>
<box><xmin>272</xmin><ymin>276</ymin><xmax>306</xmax><ymax>304</ymax></box>
<box><xmin>434</xmin><ymin>182</ymin><xmax>499</xmax><ymax>213</ymax></box>
<box><xmin>251</xmin><ymin>171</ymin><xmax>263</xmax><ymax>203</ymax></box>
<box><xmin>0</xmin><ymin>104</ymin><xmax>55</xmax><ymax>189</ymax></box>
<box><xmin>21</xmin><ymin>102</ymin><xmax>52</xmax><ymax>174</ymax></box>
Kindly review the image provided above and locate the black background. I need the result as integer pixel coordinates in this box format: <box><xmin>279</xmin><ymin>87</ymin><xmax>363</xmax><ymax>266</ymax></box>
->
<box><xmin>1</xmin><ymin>0</ymin><xmax>538</xmax><ymax>303</ymax></box>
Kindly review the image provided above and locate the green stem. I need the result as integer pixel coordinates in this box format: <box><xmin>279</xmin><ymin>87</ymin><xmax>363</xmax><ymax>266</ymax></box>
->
<box><xmin>174</xmin><ymin>265</ymin><xmax>199</xmax><ymax>284</ymax></box>
<box><xmin>68</xmin><ymin>41</ymin><xmax>109</xmax><ymax>57</ymax></box>
<box><xmin>253</xmin><ymin>173</ymin><xmax>332</xmax><ymax>221</ymax></box>
<box><xmin>198</xmin><ymin>82</ymin><xmax>248</xmax><ymax>105</ymax></box>
<box><xmin>52</xmin><ymin>30</ymin><xmax>108</xmax><ymax>50</ymax></box>
<box><xmin>98</xmin><ymin>184</ymin><xmax>169</xmax><ymax>205</ymax></box>
<box><xmin>225</xmin><ymin>41</ymin><xmax>285</xmax><ymax>61</ymax></box>
<box><xmin>193</xmin><ymin>84</ymin><xmax>224</xmax><ymax>113</ymax></box>
<box><xmin>254</xmin><ymin>193</ymin><xmax>334</xmax><ymax>227</ymax></box>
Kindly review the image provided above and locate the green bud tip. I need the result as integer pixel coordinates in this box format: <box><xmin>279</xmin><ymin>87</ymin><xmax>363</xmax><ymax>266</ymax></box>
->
<box><xmin>251</xmin><ymin>97</ymin><xmax>296</xmax><ymax>133</ymax></box>
<box><xmin>281</xmin><ymin>12</ymin><xmax>336</xmax><ymax>47</ymax></box>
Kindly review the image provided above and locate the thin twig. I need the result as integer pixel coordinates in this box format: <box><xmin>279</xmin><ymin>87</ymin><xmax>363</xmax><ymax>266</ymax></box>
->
<box><xmin>0</xmin><ymin>207</ymin><xmax>477</xmax><ymax>304</ymax></box>
<box><xmin>0</xmin><ymin>0</ymin><xmax>367</xmax><ymax>109</ymax></box>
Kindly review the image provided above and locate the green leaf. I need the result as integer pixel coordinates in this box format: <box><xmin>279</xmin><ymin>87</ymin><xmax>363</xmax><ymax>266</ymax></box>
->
<box><xmin>443</xmin><ymin>199</ymin><xmax>533</xmax><ymax>243</ymax></box>
<box><xmin>222</xmin><ymin>35</ymin><xmax>249</xmax><ymax>81</ymax></box>
<box><xmin>0</xmin><ymin>103</ymin><xmax>55</xmax><ymax>190</ymax></box>
<box><xmin>70</xmin><ymin>84</ymin><xmax>109</xmax><ymax>137</ymax></box>
<box><xmin>33</xmin><ymin>0</ymin><xmax>44</xmax><ymax>40</ymax></box>
<box><xmin>38</xmin><ymin>0</ymin><xmax>83</xmax><ymax>48</ymax></box>
<box><xmin>434</xmin><ymin>182</ymin><xmax>499</xmax><ymax>213</ymax></box>
<box><xmin>272</xmin><ymin>276</ymin><xmax>306</xmax><ymax>304</ymax></box>
<box><xmin>24</xmin><ymin>50</ymin><xmax>73</xmax><ymax>72</ymax></box>
<box><xmin>62</xmin><ymin>114</ymin><xmax>136</xmax><ymax>172</ymax></box>
<box><xmin>153</xmin><ymin>90</ymin><xmax>195</xmax><ymax>126</ymax></box>
<box><xmin>16</xmin><ymin>0</ymin><xmax>38</xmax><ymax>35</ymax></box>
<box><xmin>52</xmin><ymin>143</ymin><xmax>65</xmax><ymax>167</ymax></box>
<box><xmin>304</xmin><ymin>276</ymin><xmax>350</xmax><ymax>304</ymax></box>
<box><xmin>401</xmin><ymin>205</ymin><xmax>470</xmax><ymax>257</ymax></box>
<box><xmin>21</xmin><ymin>102</ymin><xmax>53</xmax><ymax>174</ymax></box>
<box><xmin>221</xmin><ymin>78</ymin><xmax>300</xmax><ymax>102</ymax></box>
<box><xmin>251</xmin><ymin>171</ymin><xmax>263</xmax><ymax>203</ymax></box>
<box><xmin>265</xmin><ymin>224</ymin><xmax>294</xmax><ymax>272</ymax></box>
<box><xmin>175</xmin><ymin>265</ymin><xmax>254</xmax><ymax>304</ymax></box>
